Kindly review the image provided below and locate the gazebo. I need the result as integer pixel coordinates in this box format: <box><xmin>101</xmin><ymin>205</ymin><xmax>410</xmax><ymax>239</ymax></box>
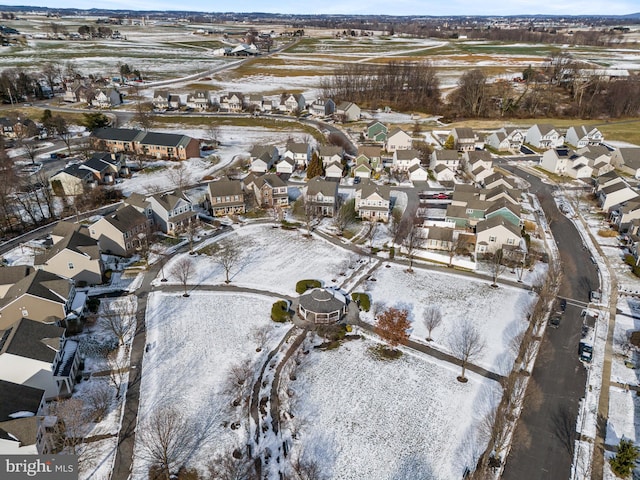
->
<box><xmin>298</xmin><ymin>288</ymin><xmax>347</xmax><ymax>324</ymax></box>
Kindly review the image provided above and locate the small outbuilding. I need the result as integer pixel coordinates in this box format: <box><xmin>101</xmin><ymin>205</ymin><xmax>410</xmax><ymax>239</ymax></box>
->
<box><xmin>298</xmin><ymin>288</ymin><xmax>347</xmax><ymax>324</ymax></box>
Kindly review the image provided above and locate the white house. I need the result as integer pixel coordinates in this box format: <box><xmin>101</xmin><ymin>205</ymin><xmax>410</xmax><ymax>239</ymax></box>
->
<box><xmin>540</xmin><ymin>148</ymin><xmax>592</xmax><ymax>179</ymax></box>
<box><xmin>219</xmin><ymin>92</ymin><xmax>244</xmax><ymax>112</ymax></box>
<box><xmin>565</xmin><ymin>126</ymin><xmax>603</xmax><ymax>148</ymax></box>
<box><xmin>324</xmin><ymin>160</ymin><xmax>344</xmax><ymax>179</ymax></box>
<box><xmin>597</xmin><ymin>180</ymin><xmax>638</xmax><ymax>211</ymax></box>
<box><xmin>576</xmin><ymin>145</ymin><xmax>613</xmax><ymax>177</ymax></box>
<box><xmin>611</xmin><ymin>148</ymin><xmax>640</xmax><ymax>178</ymax></box>
<box><xmin>433</xmin><ymin>164</ymin><xmax>456</xmax><ymax>182</ymax></box>
<box><xmin>451</xmin><ymin>127</ymin><xmax>477</xmax><ymax>152</ymax></box>
<box><xmin>186</xmin><ymin>91</ymin><xmax>211</xmax><ymax>111</ymax></box>
<box><xmin>318</xmin><ymin>145</ymin><xmax>343</xmax><ymax>166</ymax></box>
<box><xmin>392</xmin><ymin>149</ymin><xmax>421</xmax><ymax>171</ymax></box>
<box><xmin>335</xmin><ymin>101</ymin><xmax>360</xmax><ymax>122</ymax></box>
<box><xmin>408</xmin><ymin>164</ymin><xmax>429</xmax><ymax>182</ymax></box>
<box><xmin>276</xmin><ymin>157</ymin><xmax>295</xmax><ymax>175</ymax></box>
<box><xmin>283</xmin><ymin>142</ymin><xmax>311</xmax><ymax>168</ymax></box>
<box><xmin>146</xmin><ymin>190</ymin><xmax>196</xmax><ymax>234</ymax></box>
<box><xmin>280</xmin><ymin>93</ymin><xmax>305</xmax><ymax>113</ymax></box>
<box><xmin>250</xmin><ymin>145</ymin><xmax>279</xmax><ymax>173</ymax></box>
<box><xmin>385</xmin><ymin>128</ymin><xmax>412</xmax><ymax>152</ymax></box>
<box><xmin>430</xmin><ymin>149</ymin><xmax>460</xmax><ymax>171</ymax></box>
<box><xmin>309</xmin><ymin>98</ymin><xmax>335</xmax><ymax>117</ymax></box>
<box><xmin>354</xmin><ymin>180</ymin><xmax>390</xmax><ymax>222</ymax></box>
<box><xmin>525</xmin><ymin>124</ymin><xmax>564</xmax><ymax>150</ymax></box>
<box><xmin>485</xmin><ymin>127</ymin><xmax>524</xmax><ymax>152</ymax></box>
<box><xmin>475</xmin><ymin>216</ymin><xmax>522</xmax><ymax>255</ymax></box>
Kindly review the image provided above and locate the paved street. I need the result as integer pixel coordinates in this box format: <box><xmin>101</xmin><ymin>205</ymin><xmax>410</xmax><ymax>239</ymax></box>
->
<box><xmin>502</xmin><ymin>165</ymin><xmax>598</xmax><ymax>479</ymax></box>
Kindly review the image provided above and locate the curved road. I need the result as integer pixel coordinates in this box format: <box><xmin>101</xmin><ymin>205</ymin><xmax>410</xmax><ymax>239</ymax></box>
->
<box><xmin>501</xmin><ymin>165</ymin><xmax>598</xmax><ymax>479</ymax></box>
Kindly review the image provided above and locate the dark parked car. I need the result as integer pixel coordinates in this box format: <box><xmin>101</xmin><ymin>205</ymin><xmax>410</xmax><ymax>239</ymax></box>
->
<box><xmin>560</xmin><ymin>298</ymin><xmax>567</xmax><ymax>311</ymax></box>
<box><xmin>549</xmin><ymin>316</ymin><xmax>561</xmax><ymax>328</ymax></box>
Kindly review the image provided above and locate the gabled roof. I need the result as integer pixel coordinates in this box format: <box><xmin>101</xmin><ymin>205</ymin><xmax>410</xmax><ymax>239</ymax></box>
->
<box><xmin>617</xmin><ymin>148</ymin><xmax>640</xmax><ymax>170</ymax></box>
<box><xmin>307</xmin><ymin>176</ymin><xmax>338</xmax><ymax>197</ymax></box>
<box><xmin>466</xmin><ymin>150</ymin><xmax>492</xmax><ymax>163</ymax></box>
<box><xmin>0</xmin><ymin>266</ymin><xmax>32</xmax><ymax>289</ymax></box>
<box><xmin>150</xmin><ymin>190</ymin><xmax>192</xmax><ymax>211</ymax></box>
<box><xmin>476</xmin><ymin>215</ymin><xmax>522</xmax><ymax>237</ymax></box>
<box><xmin>576</xmin><ymin>145</ymin><xmax>611</xmax><ymax>160</ymax></box>
<box><xmin>99</xmin><ymin>205</ymin><xmax>148</xmax><ymax>233</ymax></box>
<box><xmin>318</xmin><ymin>145</ymin><xmax>342</xmax><ymax>157</ymax></box>
<box><xmin>0</xmin><ymin>380</ymin><xmax>44</xmax><ymax>423</ymax></box>
<box><xmin>0</xmin><ymin>270</ymin><xmax>72</xmax><ymax>309</ymax></box>
<box><xmin>250</xmin><ymin>145</ymin><xmax>278</xmax><ymax>158</ymax></box>
<box><xmin>387</xmin><ymin>127</ymin><xmax>409</xmax><ymax>138</ymax></box>
<box><xmin>2</xmin><ymin>318</ymin><xmax>63</xmax><ymax>363</ymax></box>
<box><xmin>285</xmin><ymin>142</ymin><xmax>309</xmax><ymax>155</ymax></box>
<box><xmin>208</xmin><ymin>179</ymin><xmax>243</xmax><ymax>197</ymax></box>
<box><xmin>452</xmin><ymin>127</ymin><xmax>475</xmax><ymax>139</ymax></box>
<box><xmin>53</xmin><ymin>163</ymin><xmax>93</xmax><ymax>180</ymax></box>
<box><xmin>153</xmin><ymin>89</ymin><xmax>170</xmax><ymax>99</ymax></box>
<box><xmin>138</xmin><ymin>132</ymin><xmax>193</xmax><ymax>148</ymax></box>
<box><xmin>427</xmin><ymin>226</ymin><xmax>453</xmax><ymax>242</ymax></box>
<box><xmin>485</xmin><ymin>198</ymin><xmax>521</xmax><ymax>218</ymax></box>
<box><xmin>367</xmin><ymin>120</ymin><xmax>386</xmax><ymax>129</ymax></box>
<box><xmin>358</xmin><ymin>146</ymin><xmax>382</xmax><ymax>158</ymax></box>
<box><xmin>408</xmin><ymin>164</ymin><xmax>426</xmax><ymax>173</ymax></box>
<box><xmin>433</xmin><ymin>149</ymin><xmax>459</xmax><ymax>161</ymax></box>
<box><xmin>531</xmin><ymin>123</ymin><xmax>557</xmax><ymax>136</ymax></box>
<box><xmin>82</xmin><ymin>156</ymin><xmax>117</xmax><ymax>174</ymax></box>
<box><xmin>125</xmin><ymin>192</ymin><xmax>150</xmax><ymax>209</ymax></box>
<box><xmin>93</xmin><ymin>127</ymin><xmax>144</xmax><ymax>143</ymax></box>
<box><xmin>489</xmin><ymin>131</ymin><xmax>507</xmax><ymax>142</ymax></box>
<box><xmin>35</xmin><ymin>230</ymin><xmax>101</xmax><ymax>265</ymax></box>
<box><xmin>483</xmin><ymin>172</ymin><xmax>515</xmax><ymax>188</ymax></box>
<box><xmin>254</xmin><ymin>173</ymin><xmax>287</xmax><ymax>189</ymax></box>
<box><xmin>395</xmin><ymin>149</ymin><xmax>421</xmax><ymax>161</ymax></box>
<box><xmin>357</xmin><ymin>179</ymin><xmax>390</xmax><ymax>200</ymax></box>
<box><xmin>602</xmin><ymin>181</ymin><xmax>634</xmax><ymax>195</ymax></box>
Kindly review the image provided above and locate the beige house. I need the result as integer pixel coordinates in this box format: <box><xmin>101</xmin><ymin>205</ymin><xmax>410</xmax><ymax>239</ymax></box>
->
<box><xmin>305</xmin><ymin>176</ymin><xmax>338</xmax><ymax>217</ymax></box>
<box><xmin>475</xmin><ymin>216</ymin><xmax>522</xmax><ymax>255</ymax></box>
<box><xmin>245</xmin><ymin>174</ymin><xmax>289</xmax><ymax>208</ymax></box>
<box><xmin>611</xmin><ymin>148</ymin><xmax>640</xmax><ymax>178</ymax></box>
<box><xmin>0</xmin><ymin>268</ymin><xmax>75</xmax><ymax>330</ymax></box>
<box><xmin>451</xmin><ymin>127</ymin><xmax>477</xmax><ymax>152</ymax></box>
<box><xmin>354</xmin><ymin>180</ymin><xmax>390</xmax><ymax>222</ymax></box>
<box><xmin>597</xmin><ymin>181</ymin><xmax>638</xmax><ymax>212</ymax></box>
<box><xmin>35</xmin><ymin>230</ymin><xmax>103</xmax><ymax>285</ymax></box>
<box><xmin>49</xmin><ymin>164</ymin><xmax>94</xmax><ymax>196</ymax></box>
<box><xmin>0</xmin><ymin>381</ymin><xmax>45</xmax><ymax>454</ymax></box>
<box><xmin>207</xmin><ymin>179</ymin><xmax>246</xmax><ymax>216</ymax></box>
<box><xmin>385</xmin><ymin>128</ymin><xmax>412</xmax><ymax>152</ymax></box>
<box><xmin>89</xmin><ymin>205</ymin><xmax>150</xmax><ymax>256</ymax></box>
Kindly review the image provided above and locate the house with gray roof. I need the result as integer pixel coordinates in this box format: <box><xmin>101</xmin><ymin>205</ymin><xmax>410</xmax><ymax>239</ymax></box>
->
<box><xmin>152</xmin><ymin>90</ymin><xmax>170</xmax><ymax>110</ymax></box>
<box><xmin>250</xmin><ymin>145</ymin><xmax>279</xmax><ymax>173</ymax></box>
<box><xmin>335</xmin><ymin>101</ymin><xmax>360</xmax><ymax>122</ymax></box>
<box><xmin>309</xmin><ymin>98</ymin><xmax>335</xmax><ymax>117</ymax></box>
<box><xmin>430</xmin><ymin>149</ymin><xmax>460</xmax><ymax>172</ymax></box>
<box><xmin>186</xmin><ymin>91</ymin><xmax>212</xmax><ymax>111</ymax></box>
<box><xmin>91</xmin><ymin>127</ymin><xmax>145</xmax><ymax>153</ymax></box>
<box><xmin>354</xmin><ymin>179</ymin><xmax>390</xmax><ymax>222</ymax></box>
<box><xmin>318</xmin><ymin>145</ymin><xmax>343</xmax><ymax>166</ymax></box>
<box><xmin>89</xmin><ymin>205</ymin><xmax>151</xmax><ymax>256</ymax></box>
<box><xmin>451</xmin><ymin>127</ymin><xmax>477</xmax><ymax>152</ymax></box>
<box><xmin>576</xmin><ymin>145</ymin><xmax>613</xmax><ymax>176</ymax></box>
<box><xmin>305</xmin><ymin>177</ymin><xmax>338</xmax><ymax>217</ymax></box>
<box><xmin>566</xmin><ymin>126</ymin><xmax>603</xmax><ymax>148</ymax></box>
<box><xmin>35</xmin><ymin>230</ymin><xmax>103</xmax><ymax>285</ymax></box>
<box><xmin>283</xmin><ymin>142</ymin><xmax>311</xmax><ymax>168</ymax></box>
<box><xmin>485</xmin><ymin>127</ymin><xmax>524</xmax><ymax>152</ymax></box>
<box><xmin>525</xmin><ymin>124</ymin><xmax>564</xmax><ymax>150</ymax></box>
<box><xmin>147</xmin><ymin>190</ymin><xmax>197</xmax><ymax>234</ymax></box>
<box><xmin>476</xmin><ymin>215</ymin><xmax>523</xmax><ymax>255</ymax></box>
<box><xmin>137</xmin><ymin>132</ymin><xmax>200</xmax><ymax>160</ymax></box>
<box><xmin>598</xmin><ymin>180</ymin><xmax>638</xmax><ymax>212</ymax></box>
<box><xmin>0</xmin><ymin>268</ymin><xmax>75</xmax><ymax>330</ymax></box>
<box><xmin>207</xmin><ymin>179</ymin><xmax>246</xmax><ymax>216</ymax></box>
<box><xmin>0</xmin><ymin>380</ymin><xmax>45</xmax><ymax>454</ymax></box>
<box><xmin>49</xmin><ymin>163</ymin><xmax>94</xmax><ymax>196</ymax></box>
<box><xmin>249</xmin><ymin>174</ymin><xmax>289</xmax><ymax>208</ymax></box>
<box><xmin>612</xmin><ymin>147</ymin><xmax>640</xmax><ymax>179</ymax></box>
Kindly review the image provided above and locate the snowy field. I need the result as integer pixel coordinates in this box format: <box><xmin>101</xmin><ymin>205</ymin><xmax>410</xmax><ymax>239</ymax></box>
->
<box><xmin>132</xmin><ymin>291</ymin><xmax>291</xmax><ymax>478</ymax></box>
<box><xmin>605</xmin><ymin>386</ymin><xmax>640</xmax><ymax>447</ymax></box>
<box><xmin>285</xmin><ymin>337</ymin><xmax>502</xmax><ymax>480</ymax></box>
<box><xmin>359</xmin><ymin>264</ymin><xmax>536</xmax><ymax>375</ymax></box>
<box><xmin>161</xmin><ymin>224</ymin><xmax>358</xmax><ymax>296</ymax></box>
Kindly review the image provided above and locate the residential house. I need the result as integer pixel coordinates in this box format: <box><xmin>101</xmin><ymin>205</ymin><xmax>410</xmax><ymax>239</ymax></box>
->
<box><xmin>49</xmin><ymin>164</ymin><xmax>94</xmax><ymax>196</ymax></box>
<box><xmin>318</xmin><ymin>145</ymin><xmax>343</xmax><ymax>167</ymax></box>
<box><xmin>611</xmin><ymin>198</ymin><xmax>640</xmax><ymax>232</ymax></box>
<box><xmin>88</xmin><ymin>205</ymin><xmax>150</xmax><ymax>256</ymax></box>
<box><xmin>34</xmin><ymin>230</ymin><xmax>103</xmax><ymax>285</ymax></box>
<box><xmin>0</xmin><ymin>381</ymin><xmax>45</xmax><ymax>454</ymax></box>
<box><xmin>276</xmin><ymin>157</ymin><xmax>295</xmax><ymax>175</ymax></box>
<box><xmin>137</xmin><ymin>132</ymin><xmax>200</xmax><ymax>160</ymax></box>
<box><xmin>280</xmin><ymin>93</ymin><xmax>305</xmax><ymax>113</ymax></box>
<box><xmin>433</xmin><ymin>164</ymin><xmax>456</xmax><ymax>183</ymax></box>
<box><xmin>385</xmin><ymin>128</ymin><xmax>412</xmax><ymax>152</ymax></box>
<box><xmin>595</xmin><ymin>171</ymin><xmax>624</xmax><ymax>192</ymax></box>
<box><xmin>483</xmin><ymin>185</ymin><xmax>522</xmax><ymax>205</ymax></box>
<box><xmin>81</xmin><ymin>152</ymin><xmax>123</xmax><ymax>184</ymax></box>
<box><xmin>168</xmin><ymin>94</ymin><xmax>182</xmax><ymax>110</ymax></box>
<box><xmin>485</xmin><ymin>127</ymin><xmax>524</xmax><ymax>152</ymax></box>
<box><xmin>146</xmin><ymin>190</ymin><xmax>197</xmax><ymax>234</ymax></box>
<box><xmin>484</xmin><ymin>199</ymin><xmax>522</xmax><ymax>227</ymax></box>
<box><xmin>565</xmin><ymin>126</ymin><xmax>604</xmax><ymax>148</ymax></box>
<box><xmin>611</xmin><ymin>148</ymin><xmax>640</xmax><ymax>178</ymax></box>
<box><xmin>424</xmin><ymin>226</ymin><xmax>454</xmax><ymax>251</ymax></box>
<box><xmin>305</xmin><ymin>177</ymin><xmax>339</xmax><ymax>217</ymax></box>
<box><xmin>576</xmin><ymin>145</ymin><xmax>613</xmax><ymax>176</ymax></box>
<box><xmin>245</xmin><ymin>94</ymin><xmax>266</xmax><ymax>112</ymax></box>
<box><xmin>0</xmin><ymin>117</ymin><xmax>15</xmax><ymax>138</ymax></box>
<box><xmin>475</xmin><ymin>216</ymin><xmax>523</xmax><ymax>255</ymax></box>
<box><xmin>356</xmin><ymin>146</ymin><xmax>383</xmax><ymax>172</ymax></box>
<box><xmin>91</xmin><ymin>88</ymin><xmax>121</xmax><ymax>109</ymax></box>
<box><xmin>540</xmin><ymin>148</ymin><xmax>593</xmax><ymax>179</ymax></box>
<box><xmin>483</xmin><ymin>172</ymin><xmax>517</xmax><ymax>190</ymax></box>
<box><xmin>152</xmin><ymin>90</ymin><xmax>170</xmax><ymax>110</ymax></box>
<box><xmin>597</xmin><ymin>180</ymin><xmax>638</xmax><ymax>212</ymax></box>
<box><xmin>219</xmin><ymin>92</ymin><xmax>245</xmax><ymax>112</ymax></box>
<box><xmin>324</xmin><ymin>160</ymin><xmax>344</xmax><ymax>180</ymax></box>
<box><xmin>309</xmin><ymin>98</ymin><xmax>335</xmax><ymax>117</ymax></box>
<box><xmin>354</xmin><ymin>180</ymin><xmax>390</xmax><ymax>222</ymax></box>
<box><xmin>207</xmin><ymin>179</ymin><xmax>246</xmax><ymax>217</ymax></box>
<box><xmin>91</xmin><ymin>127</ymin><xmax>145</xmax><ymax>154</ymax></box>
<box><xmin>249</xmin><ymin>174</ymin><xmax>289</xmax><ymax>208</ymax></box>
<box><xmin>283</xmin><ymin>142</ymin><xmax>310</xmax><ymax>168</ymax></box>
<box><xmin>0</xmin><ymin>268</ymin><xmax>76</xmax><ymax>330</ymax></box>
<box><xmin>250</xmin><ymin>145</ymin><xmax>279</xmax><ymax>173</ymax></box>
<box><xmin>392</xmin><ymin>149</ymin><xmax>421</xmax><ymax>171</ymax></box>
<box><xmin>186</xmin><ymin>91</ymin><xmax>211</xmax><ymax>111</ymax></box>
<box><xmin>353</xmin><ymin>158</ymin><xmax>373</xmax><ymax>179</ymax></box>
<box><xmin>62</xmin><ymin>82</ymin><xmax>91</xmax><ymax>103</ymax></box>
<box><xmin>366</xmin><ymin>121</ymin><xmax>388</xmax><ymax>143</ymax></box>
<box><xmin>335</xmin><ymin>101</ymin><xmax>360</xmax><ymax>122</ymax></box>
<box><xmin>451</xmin><ymin>127</ymin><xmax>477</xmax><ymax>152</ymax></box>
<box><xmin>463</xmin><ymin>150</ymin><xmax>493</xmax><ymax>183</ymax></box>
<box><xmin>525</xmin><ymin>124</ymin><xmax>564</xmax><ymax>149</ymax></box>
<box><xmin>430</xmin><ymin>149</ymin><xmax>460</xmax><ymax>172</ymax></box>
<box><xmin>0</xmin><ymin>319</ymin><xmax>79</xmax><ymax>399</ymax></box>
<box><xmin>50</xmin><ymin>221</ymin><xmax>88</xmax><ymax>246</ymax></box>
<box><xmin>408</xmin><ymin>164</ymin><xmax>429</xmax><ymax>183</ymax></box>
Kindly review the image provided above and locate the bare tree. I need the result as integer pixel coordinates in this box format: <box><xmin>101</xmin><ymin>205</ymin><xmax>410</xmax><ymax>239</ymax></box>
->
<box><xmin>291</xmin><ymin>453</ymin><xmax>325</xmax><ymax>480</ymax></box>
<box><xmin>403</xmin><ymin>223</ymin><xmax>424</xmax><ymax>273</ymax></box>
<box><xmin>489</xmin><ymin>248</ymin><xmax>508</xmax><ymax>287</ymax></box>
<box><xmin>332</xmin><ymin>198</ymin><xmax>357</xmax><ymax>235</ymax></box>
<box><xmin>251</xmin><ymin>324</ymin><xmax>270</xmax><ymax>352</ymax></box>
<box><xmin>422</xmin><ymin>305</ymin><xmax>442</xmax><ymax>341</ymax></box>
<box><xmin>448</xmin><ymin>319</ymin><xmax>486</xmax><ymax>382</ymax></box>
<box><xmin>85</xmin><ymin>381</ymin><xmax>113</xmax><ymax>422</ymax></box>
<box><xmin>101</xmin><ymin>296</ymin><xmax>137</xmax><ymax>346</ymax></box>
<box><xmin>107</xmin><ymin>349</ymin><xmax>128</xmax><ymax>399</ymax></box>
<box><xmin>137</xmin><ymin>406</ymin><xmax>205</xmax><ymax>480</ymax></box>
<box><xmin>366</xmin><ymin>220</ymin><xmax>379</xmax><ymax>261</ymax></box>
<box><xmin>177</xmin><ymin>218</ymin><xmax>199</xmax><ymax>254</ymax></box>
<box><xmin>167</xmin><ymin>163</ymin><xmax>193</xmax><ymax>190</ymax></box>
<box><xmin>387</xmin><ymin>207</ymin><xmax>403</xmax><ymax>244</ymax></box>
<box><xmin>207</xmin><ymin>448</ymin><xmax>257</xmax><ymax>480</ymax></box>
<box><xmin>206</xmin><ymin>123</ymin><xmax>221</xmax><ymax>147</ymax></box>
<box><xmin>170</xmin><ymin>257</ymin><xmax>193</xmax><ymax>296</ymax></box>
<box><xmin>44</xmin><ymin>398</ymin><xmax>97</xmax><ymax>466</ymax></box>
<box><xmin>209</xmin><ymin>239</ymin><xmax>243</xmax><ymax>283</ymax></box>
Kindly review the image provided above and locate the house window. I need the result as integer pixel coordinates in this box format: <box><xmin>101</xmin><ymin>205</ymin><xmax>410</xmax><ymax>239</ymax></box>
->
<box><xmin>466</xmin><ymin>209</ymin><xmax>473</xmax><ymax>214</ymax></box>
<box><xmin>68</xmin><ymin>262</ymin><xmax>74</xmax><ymax>269</ymax></box>
<box><xmin>489</xmin><ymin>236</ymin><xmax>497</xmax><ymax>242</ymax></box>
<box><xmin>21</xmin><ymin>308</ymin><xmax>28</xmax><ymax>317</ymax></box>
<box><xmin>507</xmin><ymin>238</ymin><xmax>515</xmax><ymax>245</ymax></box>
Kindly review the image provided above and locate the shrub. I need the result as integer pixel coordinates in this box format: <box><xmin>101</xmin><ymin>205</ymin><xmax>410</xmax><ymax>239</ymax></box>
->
<box><xmin>295</xmin><ymin>279</ymin><xmax>321</xmax><ymax>294</ymax></box>
<box><xmin>351</xmin><ymin>292</ymin><xmax>371</xmax><ymax>312</ymax></box>
<box><xmin>609</xmin><ymin>438</ymin><xmax>640</xmax><ymax>477</ymax></box>
<box><xmin>625</xmin><ymin>254</ymin><xmax>636</xmax><ymax>267</ymax></box>
<box><xmin>87</xmin><ymin>297</ymin><xmax>100</xmax><ymax>313</ymax></box>
<box><xmin>598</xmin><ymin>229</ymin><xmax>618</xmax><ymax>237</ymax></box>
<box><xmin>271</xmin><ymin>300</ymin><xmax>290</xmax><ymax>323</ymax></box>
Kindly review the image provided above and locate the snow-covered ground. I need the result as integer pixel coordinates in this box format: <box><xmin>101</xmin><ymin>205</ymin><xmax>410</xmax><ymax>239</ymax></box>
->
<box><xmin>132</xmin><ymin>291</ymin><xmax>291</xmax><ymax>478</ymax></box>
<box><xmin>284</xmin><ymin>337</ymin><xmax>502</xmax><ymax>480</ymax></box>
<box><xmin>359</xmin><ymin>264</ymin><xmax>535</xmax><ymax>376</ymax></box>
<box><xmin>159</xmin><ymin>224</ymin><xmax>358</xmax><ymax>296</ymax></box>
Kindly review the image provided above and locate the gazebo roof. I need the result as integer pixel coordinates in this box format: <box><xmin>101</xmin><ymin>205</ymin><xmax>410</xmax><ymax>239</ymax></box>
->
<box><xmin>299</xmin><ymin>288</ymin><xmax>346</xmax><ymax>314</ymax></box>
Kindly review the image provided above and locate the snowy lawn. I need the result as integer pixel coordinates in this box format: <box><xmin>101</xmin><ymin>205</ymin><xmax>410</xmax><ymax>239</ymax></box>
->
<box><xmin>359</xmin><ymin>264</ymin><xmax>536</xmax><ymax>375</ymax></box>
<box><xmin>161</xmin><ymin>224</ymin><xmax>358</xmax><ymax>296</ymax></box>
<box><xmin>132</xmin><ymin>291</ymin><xmax>291</xmax><ymax>478</ymax></box>
<box><xmin>605</xmin><ymin>386</ymin><xmax>640</xmax><ymax>447</ymax></box>
<box><xmin>611</xmin><ymin>299</ymin><xmax>640</xmax><ymax>387</ymax></box>
<box><xmin>285</xmin><ymin>337</ymin><xmax>502</xmax><ymax>480</ymax></box>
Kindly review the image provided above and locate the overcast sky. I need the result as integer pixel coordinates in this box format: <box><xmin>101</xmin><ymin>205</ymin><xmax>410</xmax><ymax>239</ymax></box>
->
<box><xmin>6</xmin><ymin>0</ymin><xmax>640</xmax><ymax>16</ymax></box>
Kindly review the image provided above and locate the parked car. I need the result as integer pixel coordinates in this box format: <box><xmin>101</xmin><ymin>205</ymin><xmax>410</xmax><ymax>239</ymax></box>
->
<box><xmin>579</xmin><ymin>342</ymin><xmax>593</xmax><ymax>363</ymax></box>
<box><xmin>549</xmin><ymin>316</ymin><xmax>561</xmax><ymax>328</ymax></box>
<box><xmin>435</xmin><ymin>193</ymin><xmax>448</xmax><ymax>199</ymax></box>
<box><xmin>559</xmin><ymin>298</ymin><xmax>567</xmax><ymax>311</ymax></box>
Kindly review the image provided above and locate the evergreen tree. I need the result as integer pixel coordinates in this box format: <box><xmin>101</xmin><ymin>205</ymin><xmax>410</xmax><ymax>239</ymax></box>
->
<box><xmin>307</xmin><ymin>152</ymin><xmax>323</xmax><ymax>179</ymax></box>
<box><xmin>610</xmin><ymin>439</ymin><xmax>640</xmax><ymax>477</ymax></box>
<box><xmin>444</xmin><ymin>134</ymin><xmax>455</xmax><ymax>150</ymax></box>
